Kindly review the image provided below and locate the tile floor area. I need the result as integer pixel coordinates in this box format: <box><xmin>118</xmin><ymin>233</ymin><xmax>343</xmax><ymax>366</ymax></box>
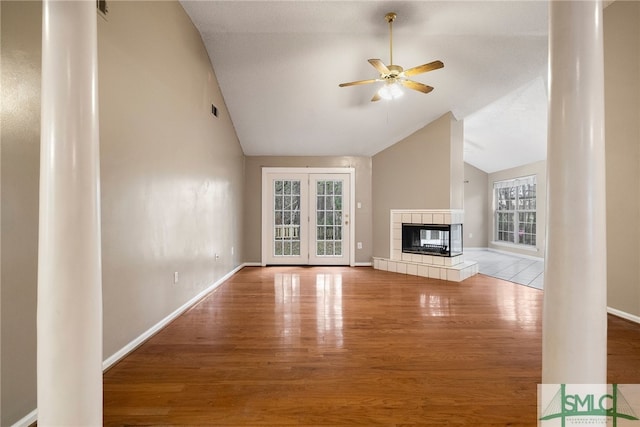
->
<box><xmin>465</xmin><ymin>249</ymin><xmax>545</xmax><ymax>289</ymax></box>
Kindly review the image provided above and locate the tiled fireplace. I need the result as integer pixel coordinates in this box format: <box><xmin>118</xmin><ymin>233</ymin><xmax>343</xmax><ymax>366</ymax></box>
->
<box><xmin>373</xmin><ymin>209</ymin><xmax>478</xmax><ymax>282</ymax></box>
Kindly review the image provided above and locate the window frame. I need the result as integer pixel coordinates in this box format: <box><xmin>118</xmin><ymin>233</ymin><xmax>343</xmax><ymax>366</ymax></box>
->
<box><xmin>493</xmin><ymin>175</ymin><xmax>537</xmax><ymax>247</ymax></box>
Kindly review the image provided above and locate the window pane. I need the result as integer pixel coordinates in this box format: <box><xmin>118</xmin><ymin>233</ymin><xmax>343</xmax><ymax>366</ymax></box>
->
<box><xmin>494</xmin><ymin>178</ymin><xmax>536</xmax><ymax>246</ymax></box>
<box><xmin>334</xmin><ymin>181</ymin><xmax>342</xmax><ymax>195</ymax></box>
<box><xmin>326</xmin><ymin>227</ymin><xmax>334</xmax><ymax>240</ymax></box>
<box><xmin>326</xmin><ymin>241</ymin><xmax>334</xmax><ymax>255</ymax></box>
<box><xmin>335</xmin><ymin>226</ymin><xmax>342</xmax><ymax>241</ymax></box>
<box><xmin>326</xmin><ymin>196</ymin><xmax>334</xmax><ymax>210</ymax></box>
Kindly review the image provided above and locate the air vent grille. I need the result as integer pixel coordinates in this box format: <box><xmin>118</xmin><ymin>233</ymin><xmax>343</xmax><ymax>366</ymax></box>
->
<box><xmin>97</xmin><ymin>0</ymin><xmax>108</xmax><ymax>17</ymax></box>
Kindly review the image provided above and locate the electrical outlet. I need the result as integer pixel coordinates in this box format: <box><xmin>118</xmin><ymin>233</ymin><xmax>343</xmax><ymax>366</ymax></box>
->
<box><xmin>215</xmin><ymin>253</ymin><xmax>220</xmax><ymax>260</ymax></box>
<box><xmin>469</xmin><ymin>233</ymin><xmax>473</xmax><ymax>239</ymax></box>
<box><xmin>357</xmin><ymin>242</ymin><xmax>363</xmax><ymax>249</ymax></box>
<box><xmin>174</xmin><ymin>272</ymin><xmax>179</xmax><ymax>284</ymax></box>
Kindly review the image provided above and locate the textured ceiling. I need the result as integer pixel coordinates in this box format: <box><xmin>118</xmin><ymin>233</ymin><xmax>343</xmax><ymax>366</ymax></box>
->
<box><xmin>180</xmin><ymin>1</ymin><xmax>549</xmax><ymax>173</ymax></box>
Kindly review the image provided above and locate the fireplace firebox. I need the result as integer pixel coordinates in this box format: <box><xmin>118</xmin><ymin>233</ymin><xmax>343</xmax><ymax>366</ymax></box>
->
<box><xmin>402</xmin><ymin>223</ymin><xmax>463</xmax><ymax>257</ymax></box>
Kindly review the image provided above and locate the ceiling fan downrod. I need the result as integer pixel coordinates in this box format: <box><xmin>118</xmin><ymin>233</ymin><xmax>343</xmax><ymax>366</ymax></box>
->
<box><xmin>385</xmin><ymin>12</ymin><xmax>396</xmax><ymax>66</ymax></box>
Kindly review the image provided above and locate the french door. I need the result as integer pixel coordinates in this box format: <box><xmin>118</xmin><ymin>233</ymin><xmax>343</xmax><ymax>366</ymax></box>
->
<box><xmin>262</xmin><ymin>169</ymin><xmax>352</xmax><ymax>265</ymax></box>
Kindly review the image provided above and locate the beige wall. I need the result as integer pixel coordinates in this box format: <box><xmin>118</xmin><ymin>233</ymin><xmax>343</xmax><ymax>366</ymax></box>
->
<box><xmin>99</xmin><ymin>0</ymin><xmax>244</xmax><ymax>360</ymax></box>
<box><xmin>1</xmin><ymin>2</ymin><xmax>41</xmax><ymax>423</ymax></box>
<box><xmin>487</xmin><ymin>160</ymin><xmax>546</xmax><ymax>259</ymax></box>
<box><xmin>371</xmin><ymin>112</ymin><xmax>463</xmax><ymax>258</ymax></box>
<box><xmin>243</xmin><ymin>156</ymin><xmax>372</xmax><ymax>264</ymax></box>
<box><xmin>450</xmin><ymin>118</ymin><xmax>465</xmax><ymax>210</ymax></box>
<box><xmin>604</xmin><ymin>0</ymin><xmax>640</xmax><ymax>317</ymax></box>
<box><xmin>464</xmin><ymin>163</ymin><xmax>489</xmax><ymax>248</ymax></box>
<box><xmin>1</xmin><ymin>1</ymin><xmax>245</xmax><ymax>424</ymax></box>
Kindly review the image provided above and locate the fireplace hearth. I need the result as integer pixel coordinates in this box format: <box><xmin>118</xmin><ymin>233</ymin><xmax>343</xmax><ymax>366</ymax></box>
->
<box><xmin>373</xmin><ymin>209</ymin><xmax>477</xmax><ymax>282</ymax></box>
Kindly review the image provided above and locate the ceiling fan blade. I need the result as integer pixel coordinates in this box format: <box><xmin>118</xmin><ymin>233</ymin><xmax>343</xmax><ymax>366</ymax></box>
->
<box><xmin>400</xmin><ymin>79</ymin><xmax>434</xmax><ymax>94</ymax></box>
<box><xmin>339</xmin><ymin>78</ymin><xmax>378</xmax><ymax>87</ymax></box>
<box><xmin>368</xmin><ymin>59</ymin><xmax>390</xmax><ymax>75</ymax></box>
<box><xmin>403</xmin><ymin>60</ymin><xmax>444</xmax><ymax>77</ymax></box>
<box><xmin>371</xmin><ymin>92</ymin><xmax>382</xmax><ymax>102</ymax></box>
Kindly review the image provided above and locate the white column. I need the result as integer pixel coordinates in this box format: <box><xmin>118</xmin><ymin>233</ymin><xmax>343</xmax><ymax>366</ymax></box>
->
<box><xmin>38</xmin><ymin>0</ymin><xmax>103</xmax><ymax>424</ymax></box>
<box><xmin>543</xmin><ymin>0</ymin><xmax>607</xmax><ymax>384</ymax></box>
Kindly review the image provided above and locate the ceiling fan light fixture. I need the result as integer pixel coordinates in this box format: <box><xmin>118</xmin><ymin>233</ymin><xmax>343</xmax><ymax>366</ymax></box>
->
<box><xmin>338</xmin><ymin>12</ymin><xmax>443</xmax><ymax>102</ymax></box>
<box><xmin>378</xmin><ymin>81</ymin><xmax>403</xmax><ymax>100</ymax></box>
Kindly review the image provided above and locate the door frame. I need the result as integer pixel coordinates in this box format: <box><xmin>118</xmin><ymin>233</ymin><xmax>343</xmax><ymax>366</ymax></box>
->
<box><xmin>261</xmin><ymin>167</ymin><xmax>356</xmax><ymax>267</ymax></box>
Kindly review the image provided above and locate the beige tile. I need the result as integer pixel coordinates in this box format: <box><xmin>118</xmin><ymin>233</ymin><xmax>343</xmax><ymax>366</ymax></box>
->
<box><xmin>396</xmin><ymin>263</ymin><xmax>407</xmax><ymax>274</ymax></box>
<box><xmin>418</xmin><ymin>265</ymin><xmax>429</xmax><ymax>277</ymax></box>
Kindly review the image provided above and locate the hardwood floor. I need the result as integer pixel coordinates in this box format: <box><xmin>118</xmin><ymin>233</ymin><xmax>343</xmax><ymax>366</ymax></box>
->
<box><xmin>103</xmin><ymin>267</ymin><xmax>640</xmax><ymax>426</ymax></box>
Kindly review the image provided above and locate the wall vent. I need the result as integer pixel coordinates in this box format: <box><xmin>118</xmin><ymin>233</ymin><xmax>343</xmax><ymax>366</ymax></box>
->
<box><xmin>97</xmin><ymin>0</ymin><xmax>108</xmax><ymax>18</ymax></box>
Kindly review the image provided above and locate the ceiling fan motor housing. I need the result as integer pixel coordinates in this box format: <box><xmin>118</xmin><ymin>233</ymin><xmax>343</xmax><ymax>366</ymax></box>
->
<box><xmin>385</xmin><ymin>64</ymin><xmax>404</xmax><ymax>78</ymax></box>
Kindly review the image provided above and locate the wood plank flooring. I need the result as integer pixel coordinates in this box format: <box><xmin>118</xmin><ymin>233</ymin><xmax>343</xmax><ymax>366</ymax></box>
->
<box><xmin>103</xmin><ymin>267</ymin><xmax>640</xmax><ymax>426</ymax></box>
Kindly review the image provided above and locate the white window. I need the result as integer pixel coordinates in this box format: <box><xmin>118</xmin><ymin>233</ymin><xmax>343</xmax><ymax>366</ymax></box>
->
<box><xmin>494</xmin><ymin>176</ymin><xmax>537</xmax><ymax>246</ymax></box>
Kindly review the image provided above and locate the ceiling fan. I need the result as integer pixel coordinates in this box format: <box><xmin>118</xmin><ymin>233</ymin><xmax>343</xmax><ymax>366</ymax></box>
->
<box><xmin>339</xmin><ymin>12</ymin><xmax>444</xmax><ymax>102</ymax></box>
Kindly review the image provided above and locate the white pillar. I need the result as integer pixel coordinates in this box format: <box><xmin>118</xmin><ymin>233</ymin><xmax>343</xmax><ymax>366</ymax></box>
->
<box><xmin>38</xmin><ymin>0</ymin><xmax>103</xmax><ymax>424</ymax></box>
<box><xmin>543</xmin><ymin>0</ymin><xmax>607</xmax><ymax>384</ymax></box>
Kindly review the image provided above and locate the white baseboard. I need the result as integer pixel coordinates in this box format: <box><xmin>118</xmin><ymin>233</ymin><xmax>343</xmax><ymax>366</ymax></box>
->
<box><xmin>10</xmin><ymin>409</ymin><xmax>37</xmax><ymax>427</ymax></box>
<box><xmin>487</xmin><ymin>247</ymin><xmax>544</xmax><ymax>261</ymax></box>
<box><xmin>103</xmin><ymin>263</ymin><xmax>246</xmax><ymax>371</ymax></box>
<box><xmin>607</xmin><ymin>306</ymin><xmax>640</xmax><ymax>324</ymax></box>
<box><xmin>353</xmin><ymin>262</ymin><xmax>372</xmax><ymax>267</ymax></box>
<box><xmin>13</xmin><ymin>264</ymin><xmax>249</xmax><ymax>427</ymax></box>
<box><xmin>243</xmin><ymin>262</ymin><xmax>262</xmax><ymax>267</ymax></box>
<box><xmin>463</xmin><ymin>247</ymin><xmax>489</xmax><ymax>251</ymax></box>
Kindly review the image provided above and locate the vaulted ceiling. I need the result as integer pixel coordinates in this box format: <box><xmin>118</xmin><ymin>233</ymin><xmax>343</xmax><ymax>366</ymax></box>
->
<box><xmin>180</xmin><ymin>1</ymin><xmax>549</xmax><ymax>173</ymax></box>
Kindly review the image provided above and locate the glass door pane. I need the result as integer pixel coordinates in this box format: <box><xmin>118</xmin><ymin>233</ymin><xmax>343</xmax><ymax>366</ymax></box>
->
<box><xmin>309</xmin><ymin>174</ymin><xmax>350</xmax><ymax>265</ymax></box>
<box><xmin>315</xmin><ymin>179</ymin><xmax>343</xmax><ymax>257</ymax></box>
<box><xmin>264</xmin><ymin>173</ymin><xmax>309</xmax><ymax>265</ymax></box>
<box><xmin>273</xmin><ymin>179</ymin><xmax>301</xmax><ymax>257</ymax></box>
